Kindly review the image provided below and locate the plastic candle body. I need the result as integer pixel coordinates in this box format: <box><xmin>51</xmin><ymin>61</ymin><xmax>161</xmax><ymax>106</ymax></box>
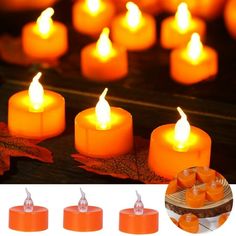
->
<box><xmin>166</xmin><ymin>179</ymin><xmax>178</xmax><ymax>194</ymax></box>
<box><xmin>186</xmin><ymin>186</ymin><xmax>206</xmax><ymax>208</ymax></box>
<box><xmin>178</xmin><ymin>213</ymin><xmax>199</xmax><ymax>233</ymax></box>
<box><xmin>197</xmin><ymin>167</ymin><xmax>216</xmax><ymax>183</ymax></box>
<box><xmin>224</xmin><ymin>0</ymin><xmax>236</xmax><ymax>39</ymax></box>
<box><xmin>170</xmin><ymin>33</ymin><xmax>218</xmax><ymax>85</ymax></box>
<box><xmin>206</xmin><ymin>181</ymin><xmax>224</xmax><ymax>202</ymax></box>
<box><xmin>63</xmin><ymin>188</ymin><xmax>103</xmax><ymax>232</ymax></box>
<box><xmin>111</xmin><ymin>2</ymin><xmax>156</xmax><ymax>51</ymax></box>
<box><xmin>161</xmin><ymin>3</ymin><xmax>206</xmax><ymax>49</ymax></box>
<box><xmin>81</xmin><ymin>28</ymin><xmax>128</xmax><ymax>81</ymax></box>
<box><xmin>74</xmin><ymin>89</ymin><xmax>133</xmax><ymax>158</ymax></box>
<box><xmin>9</xmin><ymin>189</ymin><xmax>48</xmax><ymax>232</ymax></box>
<box><xmin>72</xmin><ymin>0</ymin><xmax>115</xmax><ymax>36</ymax></box>
<box><xmin>148</xmin><ymin>108</ymin><xmax>211</xmax><ymax>180</ymax></box>
<box><xmin>8</xmin><ymin>73</ymin><xmax>65</xmax><ymax>139</ymax></box>
<box><xmin>177</xmin><ymin>169</ymin><xmax>196</xmax><ymax>188</ymax></box>
<box><xmin>218</xmin><ymin>213</ymin><xmax>229</xmax><ymax>227</ymax></box>
<box><xmin>22</xmin><ymin>8</ymin><xmax>68</xmax><ymax>60</ymax></box>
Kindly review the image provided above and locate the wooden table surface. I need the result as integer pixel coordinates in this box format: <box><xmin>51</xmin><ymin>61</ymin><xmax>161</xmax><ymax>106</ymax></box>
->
<box><xmin>0</xmin><ymin>1</ymin><xmax>236</xmax><ymax>184</ymax></box>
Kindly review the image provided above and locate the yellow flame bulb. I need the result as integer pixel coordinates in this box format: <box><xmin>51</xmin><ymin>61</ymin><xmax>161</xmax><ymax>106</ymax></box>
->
<box><xmin>175</xmin><ymin>3</ymin><xmax>192</xmax><ymax>32</ymax></box>
<box><xmin>126</xmin><ymin>2</ymin><xmax>142</xmax><ymax>30</ymax></box>
<box><xmin>95</xmin><ymin>88</ymin><xmax>111</xmax><ymax>130</ymax></box>
<box><xmin>86</xmin><ymin>0</ymin><xmax>100</xmax><ymax>14</ymax></box>
<box><xmin>187</xmin><ymin>33</ymin><xmax>203</xmax><ymax>63</ymax></box>
<box><xmin>36</xmin><ymin>7</ymin><xmax>54</xmax><ymax>38</ymax></box>
<box><xmin>28</xmin><ymin>72</ymin><xmax>44</xmax><ymax>111</ymax></box>
<box><xmin>174</xmin><ymin>107</ymin><xmax>191</xmax><ymax>149</ymax></box>
<box><xmin>96</xmin><ymin>28</ymin><xmax>112</xmax><ymax>60</ymax></box>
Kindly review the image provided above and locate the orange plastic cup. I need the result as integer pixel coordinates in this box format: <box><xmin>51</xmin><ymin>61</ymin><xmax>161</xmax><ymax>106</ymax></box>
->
<box><xmin>166</xmin><ymin>179</ymin><xmax>178</xmax><ymax>194</ymax></box>
<box><xmin>196</xmin><ymin>167</ymin><xmax>216</xmax><ymax>183</ymax></box>
<box><xmin>63</xmin><ymin>206</ymin><xmax>103</xmax><ymax>232</ymax></box>
<box><xmin>178</xmin><ymin>213</ymin><xmax>199</xmax><ymax>233</ymax></box>
<box><xmin>186</xmin><ymin>187</ymin><xmax>206</xmax><ymax>208</ymax></box>
<box><xmin>177</xmin><ymin>169</ymin><xmax>196</xmax><ymax>188</ymax></box>
<box><xmin>206</xmin><ymin>182</ymin><xmax>224</xmax><ymax>202</ymax></box>
<box><xmin>218</xmin><ymin>213</ymin><xmax>229</xmax><ymax>227</ymax></box>
<box><xmin>9</xmin><ymin>206</ymin><xmax>48</xmax><ymax>232</ymax></box>
<box><xmin>119</xmin><ymin>208</ymin><xmax>158</xmax><ymax>234</ymax></box>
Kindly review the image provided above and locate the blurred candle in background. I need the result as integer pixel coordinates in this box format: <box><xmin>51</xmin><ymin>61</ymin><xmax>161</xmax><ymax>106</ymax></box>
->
<box><xmin>160</xmin><ymin>3</ymin><xmax>206</xmax><ymax>49</ymax></box>
<box><xmin>224</xmin><ymin>0</ymin><xmax>236</xmax><ymax>39</ymax></box>
<box><xmin>170</xmin><ymin>33</ymin><xmax>218</xmax><ymax>85</ymax></box>
<box><xmin>72</xmin><ymin>0</ymin><xmax>115</xmax><ymax>36</ymax></box>
<box><xmin>22</xmin><ymin>8</ymin><xmax>68</xmax><ymax>60</ymax></box>
<box><xmin>81</xmin><ymin>27</ymin><xmax>128</xmax><ymax>81</ymax></box>
<box><xmin>111</xmin><ymin>1</ymin><xmax>156</xmax><ymax>51</ymax></box>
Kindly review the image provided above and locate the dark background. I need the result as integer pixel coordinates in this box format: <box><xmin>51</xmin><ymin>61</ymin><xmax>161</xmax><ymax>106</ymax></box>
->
<box><xmin>0</xmin><ymin>0</ymin><xmax>236</xmax><ymax>183</ymax></box>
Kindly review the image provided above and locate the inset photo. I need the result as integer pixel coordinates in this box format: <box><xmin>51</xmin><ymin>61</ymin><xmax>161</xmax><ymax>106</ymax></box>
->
<box><xmin>165</xmin><ymin>167</ymin><xmax>233</xmax><ymax>233</ymax></box>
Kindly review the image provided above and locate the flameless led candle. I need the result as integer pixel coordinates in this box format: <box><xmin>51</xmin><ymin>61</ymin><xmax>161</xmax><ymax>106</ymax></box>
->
<box><xmin>81</xmin><ymin>28</ymin><xmax>128</xmax><ymax>81</ymax></box>
<box><xmin>224</xmin><ymin>0</ymin><xmax>236</xmax><ymax>39</ymax></box>
<box><xmin>111</xmin><ymin>1</ymin><xmax>156</xmax><ymax>51</ymax></box>
<box><xmin>22</xmin><ymin>8</ymin><xmax>68</xmax><ymax>60</ymax></box>
<box><xmin>218</xmin><ymin>213</ymin><xmax>229</xmax><ymax>227</ymax></box>
<box><xmin>75</xmin><ymin>88</ymin><xmax>133</xmax><ymax>158</ymax></box>
<box><xmin>186</xmin><ymin>185</ymin><xmax>206</xmax><ymax>208</ymax></box>
<box><xmin>160</xmin><ymin>3</ymin><xmax>206</xmax><ymax>49</ymax></box>
<box><xmin>170</xmin><ymin>33</ymin><xmax>218</xmax><ymax>85</ymax></box>
<box><xmin>206</xmin><ymin>180</ymin><xmax>224</xmax><ymax>202</ymax></box>
<box><xmin>177</xmin><ymin>169</ymin><xmax>196</xmax><ymax>188</ymax></box>
<box><xmin>119</xmin><ymin>191</ymin><xmax>158</xmax><ymax>234</ymax></box>
<box><xmin>166</xmin><ymin>179</ymin><xmax>178</xmax><ymax>194</ymax></box>
<box><xmin>64</xmin><ymin>188</ymin><xmax>103</xmax><ymax>232</ymax></box>
<box><xmin>9</xmin><ymin>188</ymin><xmax>48</xmax><ymax>232</ymax></box>
<box><xmin>72</xmin><ymin>0</ymin><xmax>115</xmax><ymax>36</ymax></box>
<box><xmin>148</xmin><ymin>107</ymin><xmax>211</xmax><ymax>180</ymax></box>
<box><xmin>178</xmin><ymin>213</ymin><xmax>199</xmax><ymax>233</ymax></box>
<box><xmin>8</xmin><ymin>72</ymin><xmax>65</xmax><ymax>139</ymax></box>
<box><xmin>197</xmin><ymin>167</ymin><xmax>216</xmax><ymax>183</ymax></box>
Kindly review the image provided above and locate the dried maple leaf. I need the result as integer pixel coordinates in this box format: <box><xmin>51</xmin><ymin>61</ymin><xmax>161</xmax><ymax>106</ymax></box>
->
<box><xmin>0</xmin><ymin>122</ymin><xmax>53</xmax><ymax>175</ymax></box>
<box><xmin>71</xmin><ymin>136</ymin><xmax>169</xmax><ymax>184</ymax></box>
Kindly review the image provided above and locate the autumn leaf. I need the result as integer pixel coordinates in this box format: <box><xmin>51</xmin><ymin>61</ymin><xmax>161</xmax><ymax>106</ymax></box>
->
<box><xmin>0</xmin><ymin>122</ymin><xmax>53</xmax><ymax>175</ymax></box>
<box><xmin>71</xmin><ymin>136</ymin><xmax>169</xmax><ymax>184</ymax></box>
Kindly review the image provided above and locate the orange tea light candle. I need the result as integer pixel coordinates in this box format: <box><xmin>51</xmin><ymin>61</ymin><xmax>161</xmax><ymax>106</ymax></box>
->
<box><xmin>218</xmin><ymin>213</ymin><xmax>229</xmax><ymax>227</ymax></box>
<box><xmin>170</xmin><ymin>33</ymin><xmax>218</xmax><ymax>85</ymax></box>
<box><xmin>81</xmin><ymin>28</ymin><xmax>128</xmax><ymax>81</ymax></box>
<box><xmin>186</xmin><ymin>185</ymin><xmax>206</xmax><ymax>208</ymax></box>
<box><xmin>119</xmin><ymin>191</ymin><xmax>158</xmax><ymax>234</ymax></box>
<box><xmin>224</xmin><ymin>0</ymin><xmax>236</xmax><ymax>40</ymax></box>
<box><xmin>111</xmin><ymin>1</ymin><xmax>156</xmax><ymax>51</ymax></box>
<box><xmin>148</xmin><ymin>107</ymin><xmax>211</xmax><ymax>180</ymax></box>
<box><xmin>72</xmin><ymin>0</ymin><xmax>115</xmax><ymax>36</ymax></box>
<box><xmin>64</xmin><ymin>188</ymin><xmax>103</xmax><ymax>232</ymax></box>
<box><xmin>22</xmin><ymin>8</ymin><xmax>68</xmax><ymax>60</ymax></box>
<box><xmin>8</xmin><ymin>72</ymin><xmax>65</xmax><ymax>139</ymax></box>
<box><xmin>161</xmin><ymin>3</ymin><xmax>206</xmax><ymax>49</ymax></box>
<box><xmin>74</xmin><ymin>88</ymin><xmax>133</xmax><ymax>158</ymax></box>
<box><xmin>177</xmin><ymin>169</ymin><xmax>196</xmax><ymax>188</ymax></box>
<box><xmin>197</xmin><ymin>166</ymin><xmax>216</xmax><ymax>183</ymax></box>
<box><xmin>206</xmin><ymin>181</ymin><xmax>224</xmax><ymax>202</ymax></box>
<box><xmin>178</xmin><ymin>213</ymin><xmax>199</xmax><ymax>233</ymax></box>
<box><xmin>9</xmin><ymin>189</ymin><xmax>48</xmax><ymax>232</ymax></box>
<box><xmin>166</xmin><ymin>179</ymin><xmax>178</xmax><ymax>194</ymax></box>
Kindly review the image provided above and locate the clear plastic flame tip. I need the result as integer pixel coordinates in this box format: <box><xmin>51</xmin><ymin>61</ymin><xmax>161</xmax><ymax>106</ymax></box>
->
<box><xmin>86</xmin><ymin>0</ymin><xmax>100</xmax><ymax>14</ymax></box>
<box><xmin>28</xmin><ymin>72</ymin><xmax>44</xmax><ymax>111</ymax></box>
<box><xmin>24</xmin><ymin>188</ymin><xmax>34</xmax><ymax>212</ymax></box>
<box><xmin>183</xmin><ymin>169</ymin><xmax>189</xmax><ymax>176</ymax></box>
<box><xmin>134</xmin><ymin>191</ymin><xmax>144</xmax><ymax>215</ymax></box>
<box><xmin>175</xmin><ymin>3</ymin><xmax>191</xmax><ymax>32</ymax></box>
<box><xmin>96</xmin><ymin>28</ymin><xmax>112</xmax><ymax>59</ymax></box>
<box><xmin>174</xmin><ymin>107</ymin><xmax>191</xmax><ymax>148</ymax></box>
<box><xmin>186</xmin><ymin>213</ymin><xmax>192</xmax><ymax>222</ymax></box>
<box><xmin>95</xmin><ymin>88</ymin><xmax>111</xmax><ymax>130</ymax></box>
<box><xmin>192</xmin><ymin>185</ymin><xmax>198</xmax><ymax>195</ymax></box>
<box><xmin>37</xmin><ymin>7</ymin><xmax>54</xmax><ymax>38</ymax></box>
<box><xmin>78</xmin><ymin>188</ymin><xmax>88</xmax><ymax>212</ymax></box>
<box><xmin>211</xmin><ymin>180</ymin><xmax>217</xmax><ymax>188</ymax></box>
<box><xmin>126</xmin><ymin>2</ymin><xmax>142</xmax><ymax>29</ymax></box>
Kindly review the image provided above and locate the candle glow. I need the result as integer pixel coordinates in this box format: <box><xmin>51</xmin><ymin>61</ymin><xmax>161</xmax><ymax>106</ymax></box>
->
<box><xmin>174</xmin><ymin>107</ymin><xmax>191</xmax><ymax>150</ymax></box>
<box><xmin>125</xmin><ymin>2</ymin><xmax>143</xmax><ymax>30</ymax></box>
<box><xmin>175</xmin><ymin>3</ymin><xmax>191</xmax><ymax>33</ymax></box>
<box><xmin>35</xmin><ymin>7</ymin><xmax>54</xmax><ymax>39</ymax></box>
<box><xmin>95</xmin><ymin>88</ymin><xmax>111</xmax><ymax>130</ymax></box>
<box><xmin>95</xmin><ymin>28</ymin><xmax>115</xmax><ymax>60</ymax></box>
<box><xmin>28</xmin><ymin>72</ymin><xmax>44</xmax><ymax>111</ymax></box>
<box><xmin>86</xmin><ymin>0</ymin><xmax>101</xmax><ymax>14</ymax></box>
